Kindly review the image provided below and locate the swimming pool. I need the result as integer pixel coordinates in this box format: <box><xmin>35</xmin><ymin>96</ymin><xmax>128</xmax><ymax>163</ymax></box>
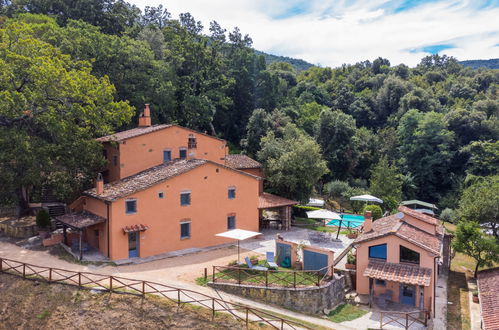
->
<box><xmin>326</xmin><ymin>214</ymin><xmax>365</xmax><ymax>228</ymax></box>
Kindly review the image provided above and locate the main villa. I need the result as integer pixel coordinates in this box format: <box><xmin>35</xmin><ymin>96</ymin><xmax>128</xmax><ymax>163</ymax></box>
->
<box><xmin>58</xmin><ymin>105</ymin><xmax>296</xmax><ymax>261</ymax></box>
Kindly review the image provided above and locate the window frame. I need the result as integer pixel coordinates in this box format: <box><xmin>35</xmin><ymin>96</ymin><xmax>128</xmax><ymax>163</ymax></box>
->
<box><xmin>158</xmin><ymin>192</ymin><xmax>164</xmax><ymax>199</ymax></box>
<box><xmin>125</xmin><ymin>199</ymin><xmax>137</xmax><ymax>214</ymax></box>
<box><xmin>375</xmin><ymin>279</ymin><xmax>386</xmax><ymax>286</ymax></box>
<box><xmin>188</xmin><ymin>134</ymin><xmax>197</xmax><ymax>149</ymax></box>
<box><xmin>399</xmin><ymin>245</ymin><xmax>420</xmax><ymax>265</ymax></box>
<box><xmin>179</xmin><ymin>147</ymin><xmax>187</xmax><ymax>160</ymax></box>
<box><xmin>163</xmin><ymin>149</ymin><xmax>172</xmax><ymax>162</ymax></box>
<box><xmin>228</xmin><ymin>186</ymin><xmax>236</xmax><ymax>200</ymax></box>
<box><xmin>368</xmin><ymin>243</ymin><xmax>387</xmax><ymax>260</ymax></box>
<box><xmin>227</xmin><ymin>215</ymin><xmax>236</xmax><ymax>230</ymax></box>
<box><xmin>180</xmin><ymin>191</ymin><xmax>191</xmax><ymax>206</ymax></box>
<box><xmin>180</xmin><ymin>221</ymin><xmax>191</xmax><ymax>239</ymax></box>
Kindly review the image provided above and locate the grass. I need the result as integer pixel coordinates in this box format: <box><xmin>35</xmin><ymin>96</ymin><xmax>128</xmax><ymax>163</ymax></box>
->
<box><xmin>293</xmin><ymin>217</ymin><xmax>351</xmax><ymax>235</ymax></box>
<box><xmin>255</xmin><ymin>308</ymin><xmax>331</xmax><ymax>330</ymax></box>
<box><xmin>36</xmin><ymin>310</ymin><xmax>50</xmax><ymax>320</ymax></box>
<box><xmin>327</xmin><ymin>304</ymin><xmax>368</xmax><ymax>323</ymax></box>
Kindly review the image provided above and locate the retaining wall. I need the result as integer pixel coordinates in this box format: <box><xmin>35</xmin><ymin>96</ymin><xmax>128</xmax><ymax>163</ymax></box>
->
<box><xmin>208</xmin><ymin>274</ymin><xmax>345</xmax><ymax>314</ymax></box>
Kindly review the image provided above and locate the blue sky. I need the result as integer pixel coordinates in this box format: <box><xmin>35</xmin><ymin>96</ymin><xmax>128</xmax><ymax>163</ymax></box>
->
<box><xmin>129</xmin><ymin>0</ymin><xmax>499</xmax><ymax>67</ymax></box>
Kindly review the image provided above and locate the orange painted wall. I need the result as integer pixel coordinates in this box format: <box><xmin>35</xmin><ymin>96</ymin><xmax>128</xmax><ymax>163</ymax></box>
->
<box><xmin>83</xmin><ymin>197</ymin><xmax>110</xmax><ymax>257</ymax></box>
<box><xmin>103</xmin><ymin>143</ymin><xmax>121</xmax><ymax>183</ymax></box>
<box><xmin>240</xmin><ymin>168</ymin><xmax>263</xmax><ymax>177</ymax></box>
<box><xmin>355</xmin><ymin>235</ymin><xmax>436</xmax><ymax>311</ymax></box>
<box><xmin>95</xmin><ymin>162</ymin><xmax>260</xmax><ymax>261</ymax></box>
<box><xmin>102</xmin><ymin>126</ymin><xmax>227</xmax><ymax>181</ymax></box>
<box><xmin>402</xmin><ymin>216</ymin><xmax>436</xmax><ymax>235</ymax></box>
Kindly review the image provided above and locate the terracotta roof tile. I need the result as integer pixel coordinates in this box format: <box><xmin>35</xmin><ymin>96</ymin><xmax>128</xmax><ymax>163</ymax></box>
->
<box><xmin>258</xmin><ymin>193</ymin><xmax>298</xmax><ymax>209</ymax></box>
<box><xmin>398</xmin><ymin>205</ymin><xmax>438</xmax><ymax>225</ymax></box>
<box><xmin>85</xmin><ymin>159</ymin><xmax>207</xmax><ymax>201</ymax></box>
<box><xmin>478</xmin><ymin>267</ymin><xmax>499</xmax><ymax>330</ymax></box>
<box><xmin>225</xmin><ymin>154</ymin><xmax>262</xmax><ymax>169</ymax></box>
<box><xmin>364</xmin><ymin>260</ymin><xmax>432</xmax><ymax>286</ymax></box>
<box><xmin>123</xmin><ymin>224</ymin><xmax>149</xmax><ymax>233</ymax></box>
<box><xmin>96</xmin><ymin>124</ymin><xmax>172</xmax><ymax>142</ymax></box>
<box><xmin>55</xmin><ymin>211</ymin><xmax>106</xmax><ymax>229</ymax></box>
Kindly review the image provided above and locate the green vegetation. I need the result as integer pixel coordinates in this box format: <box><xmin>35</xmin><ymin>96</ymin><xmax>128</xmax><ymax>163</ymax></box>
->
<box><xmin>35</xmin><ymin>209</ymin><xmax>51</xmax><ymax>229</ymax></box>
<box><xmin>460</xmin><ymin>58</ymin><xmax>499</xmax><ymax>69</ymax></box>
<box><xmin>363</xmin><ymin>205</ymin><xmax>383</xmax><ymax>220</ymax></box>
<box><xmin>327</xmin><ymin>304</ymin><xmax>368</xmax><ymax>323</ymax></box>
<box><xmin>36</xmin><ymin>310</ymin><xmax>51</xmax><ymax>320</ymax></box>
<box><xmin>0</xmin><ymin>2</ymin><xmax>497</xmax><ymax>211</ymax></box>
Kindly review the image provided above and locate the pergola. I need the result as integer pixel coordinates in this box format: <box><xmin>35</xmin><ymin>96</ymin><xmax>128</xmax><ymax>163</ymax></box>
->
<box><xmin>258</xmin><ymin>193</ymin><xmax>298</xmax><ymax>230</ymax></box>
<box><xmin>55</xmin><ymin>212</ymin><xmax>106</xmax><ymax>260</ymax></box>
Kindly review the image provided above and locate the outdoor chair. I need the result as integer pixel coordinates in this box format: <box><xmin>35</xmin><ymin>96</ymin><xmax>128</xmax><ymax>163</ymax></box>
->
<box><xmin>244</xmin><ymin>257</ymin><xmax>268</xmax><ymax>271</ymax></box>
<box><xmin>265</xmin><ymin>251</ymin><xmax>278</xmax><ymax>269</ymax></box>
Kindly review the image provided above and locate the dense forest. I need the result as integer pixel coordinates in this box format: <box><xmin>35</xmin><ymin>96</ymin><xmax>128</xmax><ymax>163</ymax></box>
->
<box><xmin>460</xmin><ymin>58</ymin><xmax>499</xmax><ymax>70</ymax></box>
<box><xmin>0</xmin><ymin>1</ymin><xmax>497</xmax><ymax>222</ymax></box>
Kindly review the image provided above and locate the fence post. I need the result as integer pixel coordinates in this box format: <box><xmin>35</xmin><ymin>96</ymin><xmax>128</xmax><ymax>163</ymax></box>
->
<box><xmin>238</xmin><ymin>268</ymin><xmax>241</xmax><ymax>285</ymax></box>
<box><xmin>245</xmin><ymin>308</ymin><xmax>249</xmax><ymax>328</ymax></box>
<box><xmin>0</xmin><ymin>258</ymin><xmax>2</xmax><ymax>272</ymax></box>
<box><xmin>49</xmin><ymin>268</ymin><xmax>52</xmax><ymax>282</ymax></box>
<box><xmin>23</xmin><ymin>263</ymin><xmax>25</xmax><ymax>278</ymax></box>
<box><xmin>142</xmin><ymin>281</ymin><xmax>145</xmax><ymax>296</ymax></box>
<box><xmin>212</xmin><ymin>298</ymin><xmax>215</xmax><ymax>320</ymax></box>
<box><xmin>317</xmin><ymin>271</ymin><xmax>320</xmax><ymax>286</ymax></box>
<box><xmin>380</xmin><ymin>312</ymin><xmax>383</xmax><ymax>329</ymax></box>
<box><xmin>281</xmin><ymin>319</ymin><xmax>284</xmax><ymax>330</ymax></box>
<box><xmin>204</xmin><ymin>268</ymin><xmax>207</xmax><ymax>282</ymax></box>
<box><xmin>265</xmin><ymin>270</ymin><xmax>268</xmax><ymax>288</ymax></box>
<box><xmin>293</xmin><ymin>271</ymin><xmax>296</xmax><ymax>289</ymax></box>
<box><xmin>109</xmin><ymin>276</ymin><xmax>113</xmax><ymax>292</ymax></box>
<box><xmin>212</xmin><ymin>266</ymin><xmax>215</xmax><ymax>283</ymax></box>
<box><xmin>405</xmin><ymin>313</ymin><xmax>409</xmax><ymax>329</ymax></box>
<box><xmin>177</xmin><ymin>289</ymin><xmax>181</xmax><ymax>307</ymax></box>
<box><xmin>78</xmin><ymin>272</ymin><xmax>81</xmax><ymax>286</ymax></box>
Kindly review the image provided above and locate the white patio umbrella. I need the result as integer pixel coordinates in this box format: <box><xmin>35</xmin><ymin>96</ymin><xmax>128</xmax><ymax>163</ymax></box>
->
<box><xmin>306</xmin><ymin>209</ymin><xmax>342</xmax><ymax>220</ymax></box>
<box><xmin>215</xmin><ymin>229</ymin><xmax>262</xmax><ymax>263</ymax></box>
<box><xmin>350</xmin><ymin>194</ymin><xmax>383</xmax><ymax>204</ymax></box>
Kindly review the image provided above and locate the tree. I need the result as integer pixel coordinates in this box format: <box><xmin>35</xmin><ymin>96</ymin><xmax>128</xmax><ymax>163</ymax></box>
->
<box><xmin>363</xmin><ymin>204</ymin><xmax>383</xmax><ymax>220</ymax></box>
<box><xmin>376</xmin><ymin>76</ymin><xmax>409</xmax><ymax>125</ymax></box>
<box><xmin>462</xmin><ymin>140</ymin><xmax>499</xmax><ymax>178</ymax></box>
<box><xmin>241</xmin><ymin>109</ymin><xmax>271</xmax><ymax>158</ymax></box>
<box><xmin>316</xmin><ymin>109</ymin><xmax>358</xmax><ymax>180</ymax></box>
<box><xmin>458</xmin><ymin>175</ymin><xmax>499</xmax><ymax>238</ymax></box>
<box><xmin>453</xmin><ymin>220</ymin><xmax>499</xmax><ymax>277</ymax></box>
<box><xmin>257</xmin><ymin>124</ymin><xmax>328</xmax><ymax>202</ymax></box>
<box><xmin>0</xmin><ymin>21</ymin><xmax>133</xmax><ymax>212</ymax></box>
<box><xmin>369</xmin><ymin>156</ymin><xmax>402</xmax><ymax>211</ymax></box>
<box><xmin>439</xmin><ymin>208</ymin><xmax>455</xmax><ymax>223</ymax></box>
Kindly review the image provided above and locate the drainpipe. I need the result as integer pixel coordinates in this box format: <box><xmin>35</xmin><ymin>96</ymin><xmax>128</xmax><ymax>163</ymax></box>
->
<box><xmin>433</xmin><ymin>256</ymin><xmax>437</xmax><ymax>318</ymax></box>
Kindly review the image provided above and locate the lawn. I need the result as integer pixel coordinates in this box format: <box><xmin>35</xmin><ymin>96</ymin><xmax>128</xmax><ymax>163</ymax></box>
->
<box><xmin>327</xmin><ymin>304</ymin><xmax>368</xmax><ymax>323</ymax></box>
<box><xmin>293</xmin><ymin>217</ymin><xmax>351</xmax><ymax>235</ymax></box>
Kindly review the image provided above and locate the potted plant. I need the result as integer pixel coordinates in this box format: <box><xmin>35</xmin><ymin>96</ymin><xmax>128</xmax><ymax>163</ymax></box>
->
<box><xmin>347</xmin><ymin>230</ymin><xmax>358</xmax><ymax>239</ymax></box>
<box><xmin>472</xmin><ymin>290</ymin><xmax>479</xmax><ymax>303</ymax></box>
<box><xmin>36</xmin><ymin>209</ymin><xmax>51</xmax><ymax>239</ymax></box>
<box><xmin>249</xmin><ymin>255</ymin><xmax>259</xmax><ymax>265</ymax></box>
<box><xmin>345</xmin><ymin>252</ymin><xmax>356</xmax><ymax>269</ymax></box>
<box><xmin>294</xmin><ymin>241</ymin><xmax>305</xmax><ymax>270</ymax></box>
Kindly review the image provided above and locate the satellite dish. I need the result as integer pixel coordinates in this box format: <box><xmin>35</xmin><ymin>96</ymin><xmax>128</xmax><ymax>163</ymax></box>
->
<box><xmin>396</xmin><ymin>212</ymin><xmax>404</xmax><ymax>219</ymax></box>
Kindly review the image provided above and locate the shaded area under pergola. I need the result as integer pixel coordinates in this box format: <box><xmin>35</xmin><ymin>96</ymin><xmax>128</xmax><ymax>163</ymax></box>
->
<box><xmin>55</xmin><ymin>212</ymin><xmax>106</xmax><ymax>260</ymax></box>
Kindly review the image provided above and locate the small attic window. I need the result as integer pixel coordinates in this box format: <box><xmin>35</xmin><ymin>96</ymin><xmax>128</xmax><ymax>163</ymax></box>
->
<box><xmin>188</xmin><ymin>134</ymin><xmax>197</xmax><ymax>149</ymax></box>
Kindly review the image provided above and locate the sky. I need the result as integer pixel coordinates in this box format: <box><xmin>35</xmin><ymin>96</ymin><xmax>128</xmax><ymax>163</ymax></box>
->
<box><xmin>128</xmin><ymin>0</ymin><xmax>499</xmax><ymax>67</ymax></box>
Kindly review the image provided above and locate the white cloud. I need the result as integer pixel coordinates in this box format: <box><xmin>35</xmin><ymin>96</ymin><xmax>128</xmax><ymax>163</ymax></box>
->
<box><xmin>129</xmin><ymin>0</ymin><xmax>499</xmax><ymax>67</ymax></box>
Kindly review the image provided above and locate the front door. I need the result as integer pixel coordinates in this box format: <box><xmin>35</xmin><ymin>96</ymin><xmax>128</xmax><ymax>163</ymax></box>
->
<box><xmin>128</xmin><ymin>232</ymin><xmax>139</xmax><ymax>258</ymax></box>
<box><xmin>400</xmin><ymin>284</ymin><xmax>416</xmax><ymax>306</ymax></box>
<box><xmin>276</xmin><ymin>242</ymin><xmax>291</xmax><ymax>267</ymax></box>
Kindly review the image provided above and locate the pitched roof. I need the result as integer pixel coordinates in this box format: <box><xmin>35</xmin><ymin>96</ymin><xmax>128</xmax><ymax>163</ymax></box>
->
<box><xmin>478</xmin><ymin>267</ymin><xmax>499</xmax><ymax>330</ymax></box>
<box><xmin>401</xmin><ymin>200</ymin><xmax>438</xmax><ymax>210</ymax></box>
<box><xmin>225</xmin><ymin>154</ymin><xmax>262</xmax><ymax>169</ymax></box>
<box><xmin>364</xmin><ymin>260</ymin><xmax>432</xmax><ymax>286</ymax></box>
<box><xmin>85</xmin><ymin>159</ymin><xmax>207</xmax><ymax>201</ymax></box>
<box><xmin>258</xmin><ymin>193</ymin><xmax>298</xmax><ymax>209</ymax></box>
<box><xmin>398</xmin><ymin>205</ymin><xmax>439</xmax><ymax>226</ymax></box>
<box><xmin>96</xmin><ymin>124</ymin><xmax>172</xmax><ymax>142</ymax></box>
<box><xmin>353</xmin><ymin>213</ymin><xmax>442</xmax><ymax>255</ymax></box>
<box><xmin>55</xmin><ymin>211</ymin><xmax>106</xmax><ymax>229</ymax></box>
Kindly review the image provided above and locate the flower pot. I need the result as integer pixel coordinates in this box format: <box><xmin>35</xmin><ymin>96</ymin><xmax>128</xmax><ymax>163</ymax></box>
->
<box><xmin>293</xmin><ymin>261</ymin><xmax>303</xmax><ymax>270</ymax></box>
<box><xmin>473</xmin><ymin>295</ymin><xmax>479</xmax><ymax>303</ymax></box>
<box><xmin>250</xmin><ymin>259</ymin><xmax>258</xmax><ymax>265</ymax></box>
<box><xmin>347</xmin><ymin>233</ymin><xmax>358</xmax><ymax>239</ymax></box>
<box><xmin>345</xmin><ymin>263</ymin><xmax>356</xmax><ymax>270</ymax></box>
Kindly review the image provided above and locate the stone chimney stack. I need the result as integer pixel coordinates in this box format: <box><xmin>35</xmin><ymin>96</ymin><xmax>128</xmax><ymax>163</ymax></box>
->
<box><xmin>95</xmin><ymin>173</ymin><xmax>104</xmax><ymax>195</ymax></box>
<box><xmin>363</xmin><ymin>210</ymin><xmax>373</xmax><ymax>232</ymax></box>
<box><xmin>138</xmin><ymin>104</ymin><xmax>152</xmax><ymax>127</ymax></box>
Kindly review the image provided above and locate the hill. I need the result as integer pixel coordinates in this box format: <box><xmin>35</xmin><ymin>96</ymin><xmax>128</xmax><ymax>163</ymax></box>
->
<box><xmin>254</xmin><ymin>50</ymin><xmax>315</xmax><ymax>71</ymax></box>
<box><xmin>459</xmin><ymin>58</ymin><xmax>499</xmax><ymax>69</ymax></box>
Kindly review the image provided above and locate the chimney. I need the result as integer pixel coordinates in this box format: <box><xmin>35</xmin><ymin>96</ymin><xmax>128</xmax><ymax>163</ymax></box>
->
<box><xmin>363</xmin><ymin>210</ymin><xmax>373</xmax><ymax>232</ymax></box>
<box><xmin>95</xmin><ymin>173</ymin><xmax>104</xmax><ymax>195</ymax></box>
<box><xmin>138</xmin><ymin>104</ymin><xmax>152</xmax><ymax>127</ymax></box>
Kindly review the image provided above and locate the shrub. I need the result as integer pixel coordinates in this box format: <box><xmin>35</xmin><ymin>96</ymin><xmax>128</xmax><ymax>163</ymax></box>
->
<box><xmin>363</xmin><ymin>205</ymin><xmax>383</xmax><ymax>220</ymax></box>
<box><xmin>324</xmin><ymin>180</ymin><xmax>350</xmax><ymax>198</ymax></box>
<box><xmin>36</xmin><ymin>209</ymin><xmax>51</xmax><ymax>229</ymax></box>
<box><xmin>440</xmin><ymin>208</ymin><xmax>455</xmax><ymax>223</ymax></box>
<box><xmin>347</xmin><ymin>252</ymin><xmax>356</xmax><ymax>265</ymax></box>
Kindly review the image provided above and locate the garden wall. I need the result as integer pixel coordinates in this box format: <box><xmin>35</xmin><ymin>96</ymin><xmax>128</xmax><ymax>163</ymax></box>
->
<box><xmin>208</xmin><ymin>274</ymin><xmax>345</xmax><ymax>314</ymax></box>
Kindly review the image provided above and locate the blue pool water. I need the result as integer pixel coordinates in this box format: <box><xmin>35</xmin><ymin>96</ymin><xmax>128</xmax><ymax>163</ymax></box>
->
<box><xmin>326</xmin><ymin>214</ymin><xmax>365</xmax><ymax>228</ymax></box>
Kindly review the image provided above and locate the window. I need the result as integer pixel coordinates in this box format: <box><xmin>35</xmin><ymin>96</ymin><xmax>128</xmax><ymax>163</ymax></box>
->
<box><xmin>163</xmin><ymin>149</ymin><xmax>171</xmax><ymax>162</ymax></box>
<box><xmin>103</xmin><ymin>149</ymin><xmax>108</xmax><ymax>160</ymax></box>
<box><xmin>113</xmin><ymin>155</ymin><xmax>118</xmax><ymax>166</ymax></box>
<box><xmin>180</xmin><ymin>192</ymin><xmax>191</xmax><ymax>206</ymax></box>
<box><xmin>228</xmin><ymin>187</ymin><xmax>236</xmax><ymax>199</ymax></box>
<box><xmin>125</xmin><ymin>199</ymin><xmax>137</xmax><ymax>214</ymax></box>
<box><xmin>400</xmin><ymin>245</ymin><xmax>420</xmax><ymax>264</ymax></box>
<box><xmin>158</xmin><ymin>192</ymin><xmax>164</xmax><ymax>199</ymax></box>
<box><xmin>227</xmin><ymin>215</ymin><xmax>236</xmax><ymax>230</ymax></box>
<box><xmin>368</xmin><ymin>244</ymin><xmax>387</xmax><ymax>260</ymax></box>
<box><xmin>180</xmin><ymin>222</ymin><xmax>191</xmax><ymax>239</ymax></box>
<box><xmin>179</xmin><ymin>148</ymin><xmax>187</xmax><ymax>160</ymax></box>
<box><xmin>375</xmin><ymin>279</ymin><xmax>386</xmax><ymax>286</ymax></box>
<box><xmin>188</xmin><ymin>135</ymin><xmax>197</xmax><ymax>149</ymax></box>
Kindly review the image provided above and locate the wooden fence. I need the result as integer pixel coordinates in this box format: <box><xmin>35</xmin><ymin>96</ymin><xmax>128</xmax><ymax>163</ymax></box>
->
<box><xmin>0</xmin><ymin>257</ymin><xmax>310</xmax><ymax>329</ymax></box>
<box><xmin>380</xmin><ymin>310</ymin><xmax>429</xmax><ymax>329</ymax></box>
<box><xmin>212</xmin><ymin>264</ymin><xmax>334</xmax><ymax>289</ymax></box>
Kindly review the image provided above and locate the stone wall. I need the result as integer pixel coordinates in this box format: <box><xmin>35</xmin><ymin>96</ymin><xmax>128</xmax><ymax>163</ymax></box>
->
<box><xmin>208</xmin><ymin>274</ymin><xmax>345</xmax><ymax>314</ymax></box>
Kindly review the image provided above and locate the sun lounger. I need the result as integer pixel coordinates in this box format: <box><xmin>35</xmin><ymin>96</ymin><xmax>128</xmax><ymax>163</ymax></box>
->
<box><xmin>266</xmin><ymin>251</ymin><xmax>278</xmax><ymax>269</ymax></box>
<box><xmin>244</xmin><ymin>257</ymin><xmax>268</xmax><ymax>271</ymax></box>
